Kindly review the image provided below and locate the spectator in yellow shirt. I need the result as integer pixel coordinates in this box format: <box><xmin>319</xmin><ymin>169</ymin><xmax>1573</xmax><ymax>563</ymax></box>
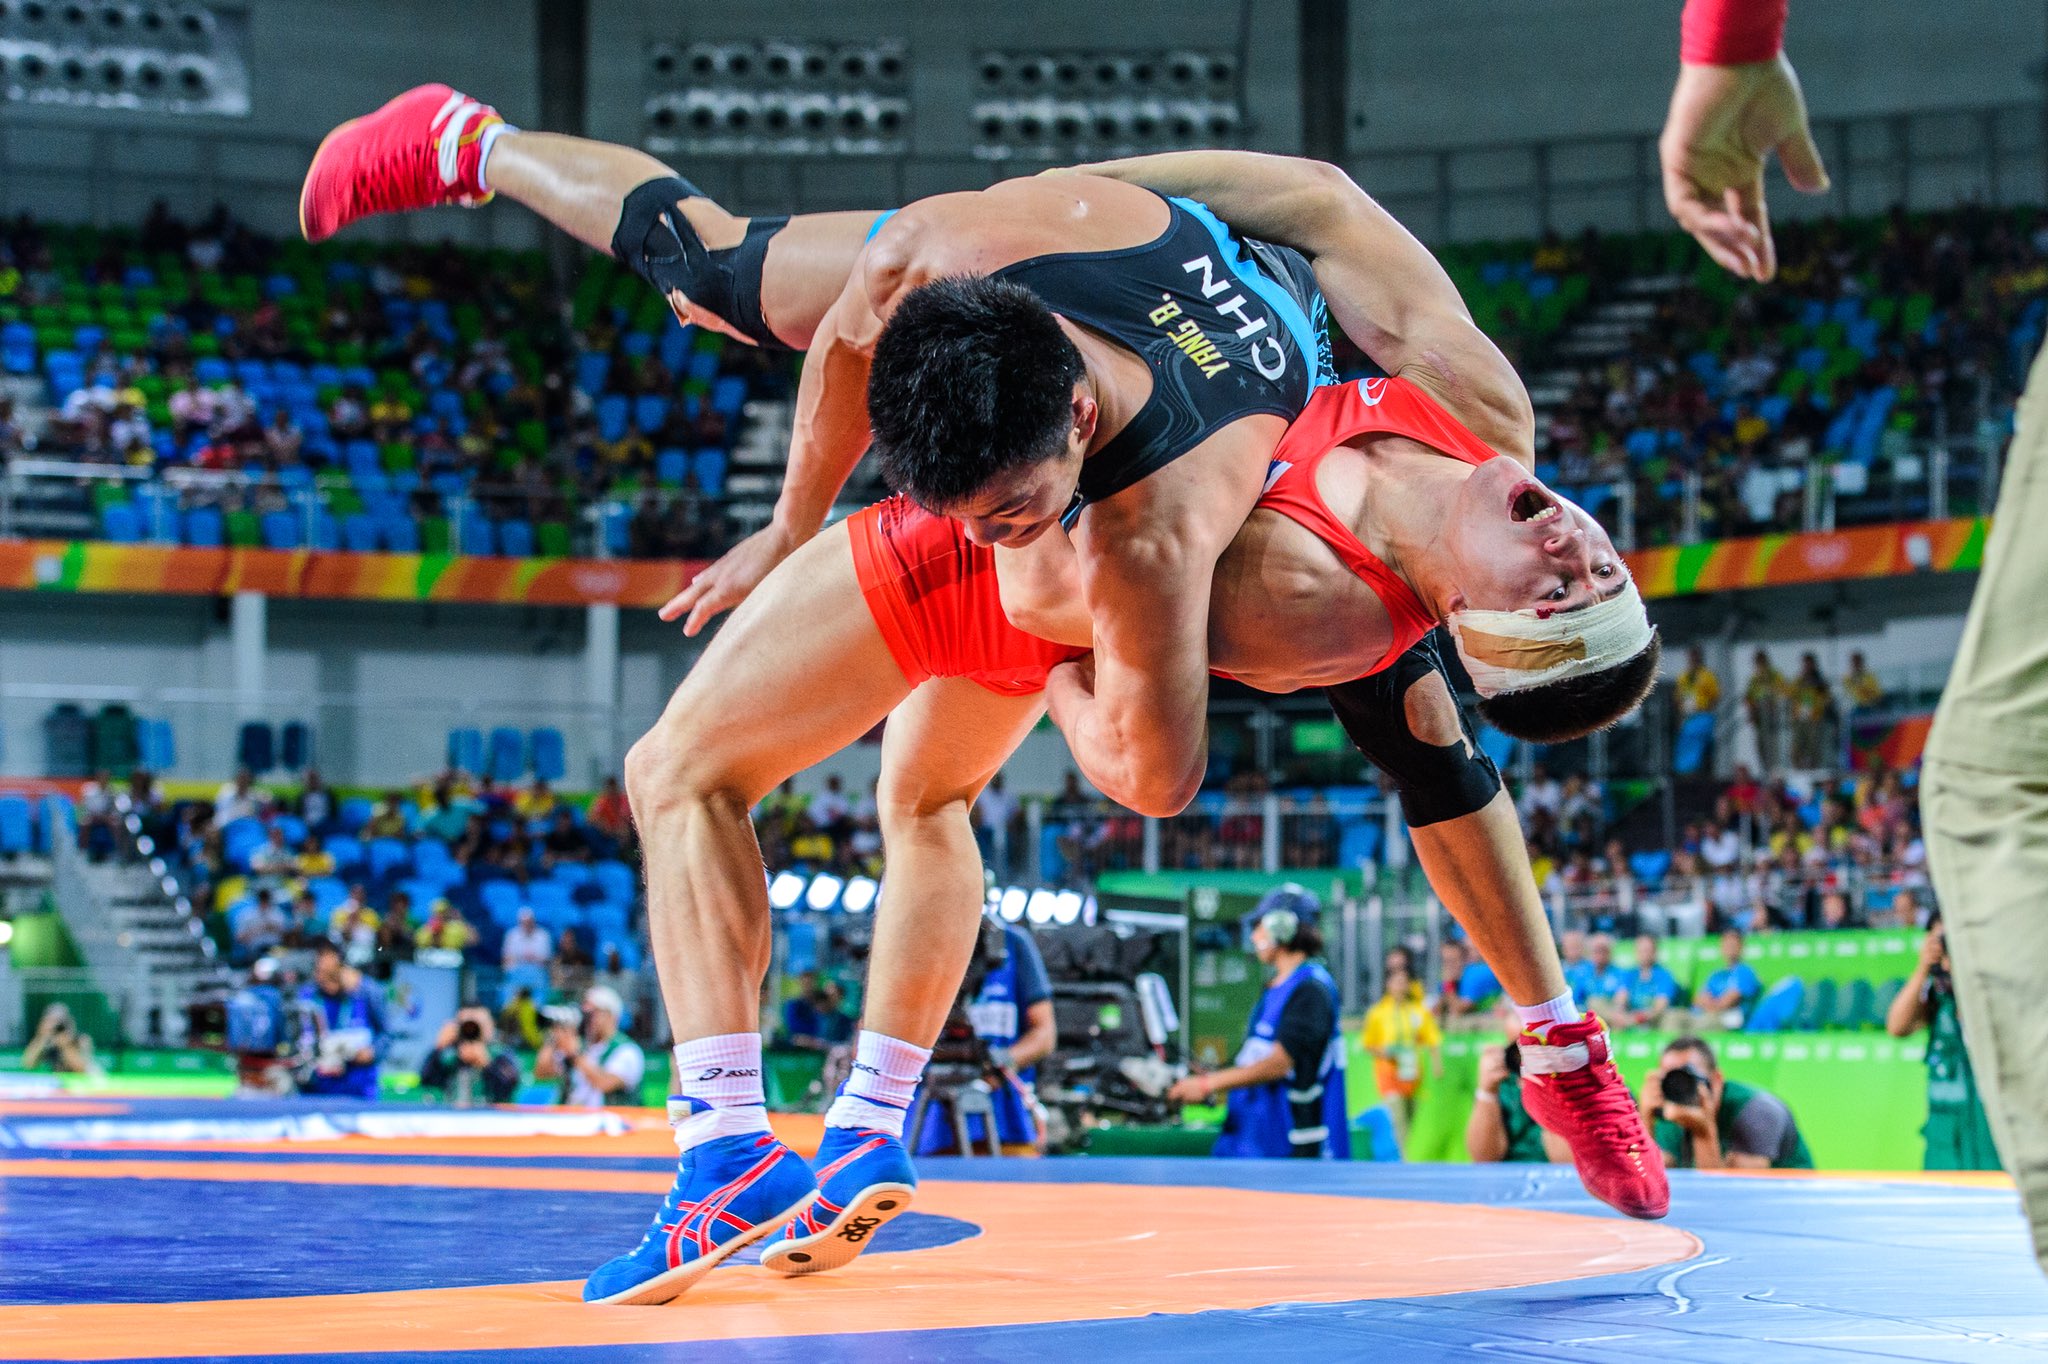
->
<box><xmin>414</xmin><ymin>899</ymin><xmax>478</xmax><ymax>954</ymax></box>
<box><xmin>1676</xmin><ymin>645</ymin><xmax>1721</xmax><ymax>717</ymax></box>
<box><xmin>294</xmin><ymin>834</ymin><xmax>337</xmax><ymax>879</ymax></box>
<box><xmin>1843</xmin><ymin>650</ymin><xmax>1883</xmax><ymax>712</ymax></box>
<box><xmin>1361</xmin><ymin>945</ymin><xmax>1441</xmax><ymax>1146</ymax></box>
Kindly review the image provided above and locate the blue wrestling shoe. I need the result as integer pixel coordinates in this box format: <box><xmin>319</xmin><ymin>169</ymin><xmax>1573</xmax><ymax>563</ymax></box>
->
<box><xmin>582</xmin><ymin>1101</ymin><xmax>818</xmax><ymax>1305</ymax></box>
<box><xmin>759</xmin><ymin>1123</ymin><xmax>917</xmax><ymax>1276</ymax></box>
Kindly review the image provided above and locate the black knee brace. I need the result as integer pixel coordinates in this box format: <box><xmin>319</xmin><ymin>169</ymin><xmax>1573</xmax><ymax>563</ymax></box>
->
<box><xmin>1323</xmin><ymin>630</ymin><xmax>1502</xmax><ymax>828</ymax></box>
<box><xmin>610</xmin><ymin>176</ymin><xmax>792</xmax><ymax>350</ymax></box>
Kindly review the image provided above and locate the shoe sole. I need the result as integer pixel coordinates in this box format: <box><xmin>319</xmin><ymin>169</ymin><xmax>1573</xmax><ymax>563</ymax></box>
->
<box><xmin>759</xmin><ymin>1182</ymin><xmax>916</xmax><ymax>1276</ymax></box>
<box><xmin>583</xmin><ymin>1188</ymin><xmax>819</xmax><ymax>1307</ymax></box>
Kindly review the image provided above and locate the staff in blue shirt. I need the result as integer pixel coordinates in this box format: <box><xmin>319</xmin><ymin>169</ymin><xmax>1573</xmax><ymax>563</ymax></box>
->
<box><xmin>1620</xmin><ymin>933</ymin><xmax>1683</xmax><ymax>1029</ymax></box>
<box><xmin>298</xmin><ymin>942</ymin><xmax>388</xmax><ymax>1099</ymax></box>
<box><xmin>1567</xmin><ymin>931</ymin><xmax>1629</xmax><ymax>1010</ymax></box>
<box><xmin>1438</xmin><ymin>938</ymin><xmax>1501</xmax><ymax>1025</ymax></box>
<box><xmin>1171</xmin><ymin>907</ymin><xmax>1350</xmax><ymax>1160</ymax></box>
<box><xmin>1696</xmin><ymin>928</ymin><xmax>1763</xmax><ymax>1025</ymax></box>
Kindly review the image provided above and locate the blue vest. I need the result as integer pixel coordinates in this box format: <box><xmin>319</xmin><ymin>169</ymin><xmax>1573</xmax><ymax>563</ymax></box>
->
<box><xmin>1214</xmin><ymin>962</ymin><xmax>1351</xmax><ymax>1160</ymax></box>
<box><xmin>913</xmin><ymin>948</ymin><xmax>1039</xmax><ymax>1153</ymax></box>
<box><xmin>298</xmin><ymin>983</ymin><xmax>379</xmax><ymax>1099</ymax></box>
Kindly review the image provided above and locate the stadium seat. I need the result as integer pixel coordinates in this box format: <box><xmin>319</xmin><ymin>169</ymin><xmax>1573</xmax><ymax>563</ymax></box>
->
<box><xmin>529</xmin><ymin>727</ymin><xmax>566</xmax><ymax>782</ymax></box>
<box><xmin>593</xmin><ymin>859</ymin><xmax>637</xmax><ymax>904</ymax></box>
<box><xmin>183</xmin><ymin>506</ymin><xmax>225</xmax><ymax>547</ymax></box>
<box><xmin>1746</xmin><ymin>977</ymin><xmax>1804</xmax><ymax>1033</ymax></box>
<box><xmin>693</xmin><ymin>448</ymin><xmax>728</xmax><ymax>497</ymax></box>
<box><xmin>325</xmin><ymin>835</ymin><xmax>363</xmax><ymax>871</ymax></box>
<box><xmin>446</xmin><ymin>727</ymin><xmax>484</xmax><ymax>774</ymax></box>
<box><xmin>480</xmin><ymin>880</ymin><xmax>523</xmax><ymax>924</ymax></box>
<box><xmin>0</xmin><ymin>796</ymin><xmax>32</xmax><ymax>855</ymax></box>
<box><xmin>366</xmin><ymin>837</ymin><xmax>411</xmax><ymax>879</ymax></box>
<box><xmin>99</xmin><ymin>502</ymin><xmax>142</xmax><ymax>543</ymax></box>
<box><xmin>596</xmin><ymin>394</ymin><xmax>630</xmax><ymax>442</ymax></box>
<box><xmin>260</xmin><ymin>510</ymin><xmax>301</xmax><ymax>549</ymax></box>
<box><xmin>486</xmin><ymin>727</ymin><xmax>525</xmax><ymax>782</ymax></box>
<box><xmin>496</xmin><ymin>519</ymin><xmax>534</xmax><ymax>557</ymax></box>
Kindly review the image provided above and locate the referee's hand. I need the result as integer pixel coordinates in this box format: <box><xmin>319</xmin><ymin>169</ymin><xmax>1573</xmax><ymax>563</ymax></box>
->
<box><xmin>1659</xmin><ymin>54</ymin><xmax>1830</xmax><ymax>282</ymax></box>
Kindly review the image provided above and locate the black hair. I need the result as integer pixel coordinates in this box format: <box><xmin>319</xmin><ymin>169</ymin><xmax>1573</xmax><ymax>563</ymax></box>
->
<box><xmin>866</xmin><ymin>275</ymin><xmax>1086</xmax><ymax>508</ymax></box>
<box><xmin>1665</xmin><ymin>1034</ymin><xmax>1718</xmax><ymax>1071</ymax></box>
<box><xmin>1290</xmin><ymin>920</ymin><xmax>1325</xmax><ymax>958</ymax></box>
<box><xmin>1476</xmin><ymin>635</ymin><xmax>1663</xmax><ymax>744</ymax></box>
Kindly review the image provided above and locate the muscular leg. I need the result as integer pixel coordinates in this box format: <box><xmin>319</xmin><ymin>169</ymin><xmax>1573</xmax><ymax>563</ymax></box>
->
<box><xmin>1398</xmin><ymin>674</ymin><xmax>1568</xmax><ymax>1007</ymax></box>
<box><xmin>863</xmin><ymin>679</ymin><xmax>1047</xmax><ymax>1048</ymax></box>
<box><xmin>624</xmin><ymin>522</ymin><xmax>911</xmax><ymax>1040</ymax></box>
<box><xmin>480</xmin><ymin>129</ymin><xmax>877</xmax><ymax>348</ymax></box>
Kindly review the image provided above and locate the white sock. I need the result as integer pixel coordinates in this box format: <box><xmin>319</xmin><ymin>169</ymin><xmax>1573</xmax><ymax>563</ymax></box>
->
<box><xmin>825</xmin><ymin>1030</ymin><xmax>929</xmax><ymax>1138</ymax></box>
<box><xmin>474</xmin><ymin>120</ymin><xmax>517</xmax><ymax>194</ymax></box>
<box><xmin>669</xmin><ymin>1033</ymin><xmax>769</xmax><ymax>1154</ymax></box>
<box><xmin>1513</xmin><ymin>991</ymin><xmax>1583</xmax><ymax>1037</ymax></box>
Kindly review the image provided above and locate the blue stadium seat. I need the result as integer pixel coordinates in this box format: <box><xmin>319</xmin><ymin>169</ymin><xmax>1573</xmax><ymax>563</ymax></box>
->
<box><xmin>710</xmin><ymin>375</ymin><xmax>748</xmax><ymax>417</ymax></box>
<box><xmin>1746</xmin><ymin>977</ymin><xmax>1805</xmax><ymax>1033</ymax></box>
<box><xmin>183</xmin><ymin>506</ymin><xmax>225</xmax><ymax>546</ymax></box>
<box><xmin>621</xmin><ymin>330</ymin><xmax>654</xmax><ymax>358</ymax></box>
<box><xmin>366</xmin><ymin>837</ymin><xmax>410</xmax><ymax>880</ymax></box>
<box><xmin>593</xmin><ymin>859</ymin><xmax>637</xmax><ymax>905</ymax></box>
<box><xmin>656</xmin><ymin>448</ymin><xmax>689</xmax><ymax>486</ymax></box>
<box><xmin>596</xmin><ymin>394</ymin><xmax>630</xmax><ymax>442</ymax></box>
<box><xmin>687</xmin><ymin>351</ymin><xmax>720</xmax><ymax>384</ymax></box>
<box><xmin>100</xmin><ymin>502</ymin><xmax>142</xmax><ymax>543</ymax></box>
<box><xmin>529</xmin><ymin>727</ymin><xmax>565</xmax><ymax>782</ymax></box>
<box><xmin>221</xmin><ymin>816</ymin><xmax>268</xmax><ymax>870</ymax></box>
<box><xmin>480</xmin><ymin>880</ymin><xmax>523</xmax><ymax>924</ymax></box>
<box><xmin>486</xmin><ymin>726</ymin><xmax>524</xmax><ymax>782</ymax></box>
<box><xmin>496</xmin><ymin>519</ymin><xmax>534</xmax><ymax>557</ymax></box>
<box><xmin>458</xmin><ymin>514</ymin><xmax>494</xmax><ymax>556</ymax></box>
<box><xmin>0</xmin><ymin>796</ymin><xmax>32</xmax><ymax>855</ymax></box>
<box><xmin>659</xmin><ymin>323</ymin><xmax>693</xmax><ymax>372</ymax></box>
<box><xmin>574</xmin><ymin>351</ymin><xmax>610</xmax><ymax>396</ymax></box>
<box><xmin>340</xmin><ymin>514</ymin><xmax>378</xmax><ymax>553</ymax></box>
<box><xmin>272</xmin><ymin>813</ymin><xmax>308</xmax><ymax>845</ymax></box>
<box><xmin>587</xmin><ymin>902</ymin><xmax>630</xmax><ymax>938</ymax></box>
<box><xmin>338</xmin><ymin>797</ymin><xmax>377</xmax><ymax>834</ymax></box>
<box><xmin>308</xmin><ymin>510</ymin><xmax>341</xmax><ymax>551</ymax></box>
<box><xmin>595</xmin><ymin>936</ymin><xmax>643</xmax><ymax>972</ymax></box>
<box><xmin>194</xmin><ymin>356</ymin><xmax>232</xmax><ymax>386</ymax></box>
<box><xmin>1475</xmin><ymin>726</ymin><xmax>1516</xmax><ymax>772</ymax></box>
<box><xmin>693</xmin><ymin>448</ymin><xmax>727</xmax><ymax>497</ymax></box>
<box><xmin>380</xmin><ymin>517</ymin><xmax>421</xmax><ymax>553</ymax></box>
<box><xmin>237</xmin><ymin>722</ymin><xmax>275</xmax><ymax>774</ymax></box>
<box><xmin>280</xmin><ymin>720</ymin><xmax>312</xmax><ymax>771</ymax></box>
<box><xmin>137</xmin><ymin>716</ymin><xmax>176</xmax><ymax>771</ymax></box>
<box><xmin>1628</xmin><ymin>850</ymin><xmax>1672</xmax><ymax>889</ymax></box>
<box><xmin>446</xmin><ymin>727</ymin><xmax>484</xmax><ymax>774</ymax></box>
<box><xmin>325</xmin><ymin>835</ymin><xmax>363</xmax><ymax>870</ymax></box>
<box><xmin>260</xmin><ymin>510</ymin><xmax>301</xmax><ymax>549</ymax></box>
<box><xmin>635</xmin><ymin>394</ymin><xmax>670</xmax><ymax>433</ymax></box>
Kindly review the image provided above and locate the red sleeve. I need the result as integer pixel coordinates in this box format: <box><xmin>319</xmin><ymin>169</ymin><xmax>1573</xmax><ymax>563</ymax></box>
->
<box><xmin>1680</xmin><ymin>0</ymin><xmax>1788</xmax><ymax>65</ymax></box>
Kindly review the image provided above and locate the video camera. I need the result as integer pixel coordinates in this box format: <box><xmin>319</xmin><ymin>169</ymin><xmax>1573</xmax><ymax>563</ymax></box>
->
<box><xmin>1660</xmin><ymin>1065</ymin><xmax>1710</xmax><ymax>1108</ymax></box>
<box><xmin>1030</xmin><ymin>923</ymin><xmax>1185</xmax><ymax>1152</ymax></box>
<box><xmin>185</xmin><ymin>961</ymin><xmax>322</xmax><ymax>1095</ymax></box>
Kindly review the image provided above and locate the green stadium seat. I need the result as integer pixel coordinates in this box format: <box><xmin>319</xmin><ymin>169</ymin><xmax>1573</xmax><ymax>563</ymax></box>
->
<box><xmin>226</xmin><ymin>510</ymin><xmax>262</xmax><ymax>547</ymax></box>
<box><xmin>535</xmin><ymin>521</ymin><xmax>571</xmax><ymax>557</ymax></box>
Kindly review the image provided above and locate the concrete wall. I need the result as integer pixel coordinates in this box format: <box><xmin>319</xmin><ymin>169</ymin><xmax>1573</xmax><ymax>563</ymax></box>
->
<box><xmin>0</xmin><ymin>0</ymin><xmax>545</xmax><ymax>244</ymax></box>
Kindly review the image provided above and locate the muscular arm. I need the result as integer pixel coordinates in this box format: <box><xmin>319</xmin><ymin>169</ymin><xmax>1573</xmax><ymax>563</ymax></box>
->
<box><xmin>1067</xmin><ymin>152</ymin><xmax>1534</xmax><ymax>461</ymax></box>
<box><xmin>1048</xmin><ymin>429</ymin><xmax>1269</xmax><ymax>814</ymax></box>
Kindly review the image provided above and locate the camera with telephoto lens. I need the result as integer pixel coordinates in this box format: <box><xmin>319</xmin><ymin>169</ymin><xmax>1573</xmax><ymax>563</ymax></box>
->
<box><xmin>927</xmin><ymin>915</ymin><xmax>1010</xmax><ymax>1071</ymax></box>
<box><xmin>1503</xmin><ymin>1041</ymin><xmax>1522</xmax><ymax>1077</ymax></box>
<box><xmin>1660</xmin><ymin>1065</ymin><xmax>1708</xmax><ymax>1107</ymax></box>
<box><xmin>457</xmin><ymin>1018</ymin><xmax>484</xmax><ymax>1044</ymax></box>
<box><xmin>542</xmin><ymin>1003</ymin><xmax>583</xmax><ymax>1032</ymax></box>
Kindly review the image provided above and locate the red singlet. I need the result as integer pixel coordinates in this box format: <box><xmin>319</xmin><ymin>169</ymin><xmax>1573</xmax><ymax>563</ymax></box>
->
<box><xmin>846</xmin><ymin>376</ymin><xmax>1500</xmax><ymax>696</ymax></box>
<box><xmin>1254</xmin><ymin>375</ymin><xmax>1495</xmax><ymax>675</ymax></box>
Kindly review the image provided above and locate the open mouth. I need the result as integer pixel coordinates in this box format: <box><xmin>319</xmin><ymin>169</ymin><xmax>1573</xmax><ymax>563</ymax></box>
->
<box><xmin>1509</xmin><ymin>481</ymin><xmax>1563</xmax><ymax>525</ymax></box>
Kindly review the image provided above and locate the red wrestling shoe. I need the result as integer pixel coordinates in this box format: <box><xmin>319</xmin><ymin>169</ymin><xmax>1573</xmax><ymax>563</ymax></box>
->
<box><xmin>1515</xmin><ymin>1014</ymin><xmax>1669</xmax><ymax>1220</ymax></box>
<box><xmin>300</xmin><ymin>84</ymin><xmax>504</xmax><ymax>242</ymax></box>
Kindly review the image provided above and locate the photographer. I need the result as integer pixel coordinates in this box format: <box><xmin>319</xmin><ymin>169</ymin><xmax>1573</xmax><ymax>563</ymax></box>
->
<box><xmin>533</xmin><ymin>986</ymin><xmax>645</xmax><ymax>1107</ymax></box>
<box><xmin>915</xmin><ymin>919</ymin><xmax>1056</xmax><ymax>1153</ymax></box>
<box><xmin>1641</xmin><ymin>1036</ymin><xmax>1812</xmax><ymax>1170</ymax></box>
<box><xmin>22</xmin><ymin>1002</ymin><xmax>100</xmax><ymax>1076</ymax></box>
<box><xmin>1886</xmin><ymin>916</ymin><xmax>2001</xmax><ymax>1171</ymax></box>
<box><xmin>297</xmin><ymin>942</ymin><xmax>388</xmax><ymax>1099</ymax></box>
<box><xmin>1170</xmin><ymin>906</ymin><xmax>1349</xmax><ymax>1160</ymax></box>
<box><xmin>418</xmin><ymin>1006</ymin><xmax>521</xmax><ymax>1107</ymax></box>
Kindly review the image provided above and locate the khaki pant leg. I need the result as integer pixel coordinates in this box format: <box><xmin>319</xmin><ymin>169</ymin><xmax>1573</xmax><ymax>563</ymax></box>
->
<box><xmin>1922</xmin><ymin>335</ymin><xmax>2048</xmax><ymax>1275</ymax></box>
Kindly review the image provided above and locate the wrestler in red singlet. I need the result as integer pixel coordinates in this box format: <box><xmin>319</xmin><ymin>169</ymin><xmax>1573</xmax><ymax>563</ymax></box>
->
<box><xmin>848</xmin><ymin>376</ymin><xmax>1494</xmax><ymax>695</ymax></box>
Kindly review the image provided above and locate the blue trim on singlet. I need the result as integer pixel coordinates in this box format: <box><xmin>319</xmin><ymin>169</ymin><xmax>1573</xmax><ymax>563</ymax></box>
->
<box><xmin>1170</xmin><ymin>195</ymin><xmax>1332</xmax><ymax>389</ymax></box>
<box><xmin>867</xmin><ymin>210</ymin><xmax>898</xmax><ymax>242</ymax></box>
